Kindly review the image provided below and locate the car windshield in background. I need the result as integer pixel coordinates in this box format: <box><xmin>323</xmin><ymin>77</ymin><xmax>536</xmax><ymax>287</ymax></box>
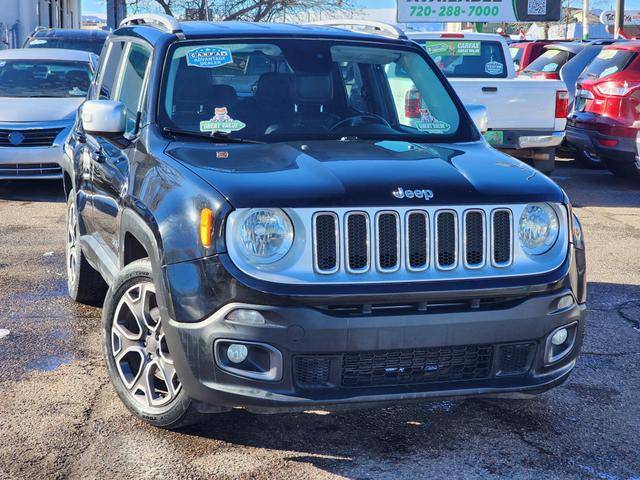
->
<box><xmin>424</xmin><ymin>40</ymin><xmax>508</xmax><ymax>78</ymax></box>
<box><xmin>161</xmin><ymin>40</ymin><xmax>464</xmax><ymax>143</ymax></box>
<box><xmin>509</xmin><ymin>46</ymin><xmax>524</xmax><ymax>70</ymax></box>
<box><xmin>523</xmin><ymin>48</ymin><xmax>572</xmax><ymax>74</ymax></box>
<box><xmin>26</xmin><ymin>37</ymin><xmax>104</xmax><ymax>55</ymax></box>
<box><xmin>0</xmin><ymin>60</ymin><xmax>93</xmax><ymax>98</ymax></box>
<box><xmin>582</xmin><ymin>49</ymin><xmax>636</xmax><ymax>79</ymax></box>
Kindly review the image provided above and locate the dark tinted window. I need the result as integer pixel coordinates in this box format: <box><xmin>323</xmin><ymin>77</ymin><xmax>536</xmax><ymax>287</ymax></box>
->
<box><xmin>424</xmin><ymin>40</ymin><xmax>508</xmax><ymax>78</ymax></box>
<box><xmin>582</xmin><ymin>48</ymin><xmax>636</xmax><ymax>79</ymax></box>
<box><xmin>524</xmin><ymin>48</ymin><xmax>572</xmax><ymax>73</ymax></box>
<box><xmin>96</xmin><ymin>41</ymin><xmax>125</xmax><ymax>100</ymax></box>
<box><xmin>26</xmin><ymin>37</ymin><xmax>105</xmax><ymax>55</ymax></box>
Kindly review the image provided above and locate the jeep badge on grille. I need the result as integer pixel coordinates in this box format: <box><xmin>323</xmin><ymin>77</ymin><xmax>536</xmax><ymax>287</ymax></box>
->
<box><xmin>392</xmin><ymin>187</ymin><xmax>434</xmax><ymax>200</ymax></box>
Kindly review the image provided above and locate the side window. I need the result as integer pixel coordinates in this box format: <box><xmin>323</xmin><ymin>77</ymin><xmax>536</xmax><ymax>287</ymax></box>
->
<box><xmin>95</xmin><ymin>41</ymin><xmax>125</xmax><ymax>100</ymax></box>
<box><xmin>114</xmin><ymin>43</ymin><xmax>152</xmax><ymax>135</ymax></box>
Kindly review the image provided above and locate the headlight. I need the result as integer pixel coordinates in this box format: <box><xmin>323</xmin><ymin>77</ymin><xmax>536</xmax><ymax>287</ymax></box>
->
<box><xmin>237</xmin><ymin>208</ymin><xmax>293</xmax><ymax>264</ymax></box>
<box><xmin>518</xmin><ymin>203</ymin><xmax>559</xmax><ymax>255</ymax></box>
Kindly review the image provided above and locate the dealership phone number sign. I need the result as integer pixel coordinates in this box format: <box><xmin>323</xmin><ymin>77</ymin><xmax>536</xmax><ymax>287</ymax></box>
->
<box><xmin>397</xmin><ymin>0</ymin><xmax>561</xmax><ymax>23</ymax></box>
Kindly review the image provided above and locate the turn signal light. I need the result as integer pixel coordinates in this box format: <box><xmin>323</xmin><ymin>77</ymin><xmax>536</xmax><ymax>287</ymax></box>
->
<box><xmin>200</xmin><ymin>208</ymin><xmax>213</xmax><ymax>248</ymax></box>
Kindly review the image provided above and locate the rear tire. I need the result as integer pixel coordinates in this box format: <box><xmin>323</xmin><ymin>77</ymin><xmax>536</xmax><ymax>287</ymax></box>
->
<box><xmin>575</xmin><ymin>147</ymin><xmax>605</xmax><ymax>170</ymax></box>
<box><xmin>102</xmin><ymin>259</ymin><xmax>205</xmax><ymax>429</ymax></box>
<box><xmin>66</xmin><ymin>192</ymin><xmax>107</xmax><ymax>306</ymax></box>
<box><xmin>604</xmin><ymin>158</ymin><xmax>640</xmax><ymax>179</ymax></box>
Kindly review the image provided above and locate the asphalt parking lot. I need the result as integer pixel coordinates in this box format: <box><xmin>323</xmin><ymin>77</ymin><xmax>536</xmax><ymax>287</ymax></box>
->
<box><xmin>0</xmin><ymin>161</ymin><xmax>639</xmax><ymax>480</ymax></box>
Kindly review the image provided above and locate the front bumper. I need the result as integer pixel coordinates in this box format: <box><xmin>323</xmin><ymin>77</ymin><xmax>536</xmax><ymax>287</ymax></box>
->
<box><xmin>0</xmin><ymin>124</ymin><xmax>70</xmax><ymax>180</ymax></box>
<box><xmin>162</xmin><ymin>248</ymin><xmax>587</xmax><ymax>413</ymax></box>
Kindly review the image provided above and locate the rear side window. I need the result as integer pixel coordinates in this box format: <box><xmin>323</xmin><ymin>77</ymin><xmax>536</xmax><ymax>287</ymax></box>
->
<box><xmin>583</xmin><ymin>49</ymin><xmax>636</xmax><ymax>79</ymax></box>
<box><xmin>424</xmin><ymin>40</ymin><xmax>508</xmax><ymax>78</ymax></box>
<box><xmin>524</xmin><ymin>48</ymin><xmax>572</xmax><ymax>73</ymax></box>
<box><xmin>95</xmin><ymin>41</ymin><xmax>125</xmax><ymax>100</ymax></box>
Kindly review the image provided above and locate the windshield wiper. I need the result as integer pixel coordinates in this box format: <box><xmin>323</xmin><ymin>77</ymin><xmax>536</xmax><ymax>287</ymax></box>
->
<box><xmin>163</xmin><ymin>127</ymin><xmax>264</xmax><ymax>144</ymax></box>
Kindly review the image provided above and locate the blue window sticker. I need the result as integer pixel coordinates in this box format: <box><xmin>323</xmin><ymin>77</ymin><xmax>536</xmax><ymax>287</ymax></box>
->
<box><xmin>187</xmin><ymin>47</ymin><xmax>233</xmax><ymax>69</ymax></box>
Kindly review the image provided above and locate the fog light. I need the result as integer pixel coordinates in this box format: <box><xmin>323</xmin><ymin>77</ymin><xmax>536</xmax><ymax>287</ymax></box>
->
<box><xmin>225</xmin><ymin>309</ymin><xmax>266</xmax><ymax>326</ymax></box>
<box><xmin>226</xmin><ymin>344</ymin><xmax>249</xmax><ymax>364</ymax></box>
<box><xmin>551</xmin><ymin>328</ymin><xmax>568</xmax><ymax>346</ymax></box>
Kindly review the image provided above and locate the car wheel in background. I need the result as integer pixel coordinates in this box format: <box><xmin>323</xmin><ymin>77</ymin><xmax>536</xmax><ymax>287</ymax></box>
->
<box><xmin>575</xmin><ymin>147</ymin><xmax>605</xmax><ymax>170</ymax></box>
<box><xmin>533</xmin><ymin>147</ymin><xmax>555</xmax><ymax>176</ymax></box>
<box><xmin>102</xmin><ymin>259</ymin><xmax>203</xmax><ymax>429</ymax></box>
<box><xmin>604</xmin><ymin>158</ymin><xmax>640</xmax><ymax>180</ymax></box>
<box><xmin>66</xmin><ymin>192</ymin><xmax>107</xmax><ymax>306</ymax></box>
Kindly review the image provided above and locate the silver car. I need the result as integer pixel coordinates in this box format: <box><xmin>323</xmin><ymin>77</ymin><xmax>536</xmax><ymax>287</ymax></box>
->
<box><xmin>0</xmin><ymin>48</ymin><xmax>97</xmax><ymax>180</ymax></box>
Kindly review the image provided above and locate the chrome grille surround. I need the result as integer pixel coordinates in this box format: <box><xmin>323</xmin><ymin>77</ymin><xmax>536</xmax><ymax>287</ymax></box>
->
<box><xmin>405</xmin><ymin>210</ymin><xmax>429</xmax><ymax>272</ymax></box>
<box><xmin>312</xmin><ymin>212</ymin><xmax>340</xmax><ymax>274</ymax></box>
<box><xmin>344</xmin><ymin>211</ymin><xmax>370</xmax><ymax>274</ymax></box>
<box><xmin>375</xmin><ymin>210</ymin><xmax>401</xmax><ymax>273</ymax></box>
<box><xmin>463</xmin><ymin>209</ymin><xmax>486</xmax><ymax>270</ymax></box>
<box><xmin>225</xmin><ymin>204</ymin><xmax>569</xmax><ymax>285</ymax></box>
<box><xmin>491</xmin><ymin>209</ymin><xmax>514</xmax><ymax>268</ymax></box>
<box><xmin>435</xmin><ymin>210</ymin><xmax>458</xmax><ymax>271</ymax></box>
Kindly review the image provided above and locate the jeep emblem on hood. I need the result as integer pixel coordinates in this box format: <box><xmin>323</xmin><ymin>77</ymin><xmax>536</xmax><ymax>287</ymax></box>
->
<box><xmin>392</xmin><ymin>187</ymin><xmax>434</xmax><ymax>200</ymax></box>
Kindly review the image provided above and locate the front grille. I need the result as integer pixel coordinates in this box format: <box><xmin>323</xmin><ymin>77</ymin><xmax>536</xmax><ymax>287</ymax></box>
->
<box><xmin>0</xmin><ymin>163</ymin><xmax>62</xmax><ymax>177</ymax></box>
<box><xmin>345</xmin><ymin>212</ymin><xmax>369</xmax><ymax>272</ymax></box>
<box><xmin>342</xmin><ymin>345</ymin><xmax>493</xmax><ymax>388</ymax></box>
<box><xmin>436</xmin><ymin>211</ymin><xmax>457</xmax><ymax>269</ymax></box>
<box><xmin>0</xmin><ymin>128</ymin><xmax>63</xmax><ymax>148</ymax></box>
<box><xmin>311</xmin><ymin>207</ymin><xmax>515</xmax><ymax>275</ymax></box>
<box><xmin>492</xmin><ymin>210</ymin><xmax>513</xmax><ymax>266</ymax></box>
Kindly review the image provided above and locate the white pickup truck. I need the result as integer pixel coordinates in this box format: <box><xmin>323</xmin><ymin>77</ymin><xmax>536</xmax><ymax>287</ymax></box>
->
<box><xmin>397</xmin><ymin>32</ymin><xmax>569</xmax><ymax>174</ymax></box>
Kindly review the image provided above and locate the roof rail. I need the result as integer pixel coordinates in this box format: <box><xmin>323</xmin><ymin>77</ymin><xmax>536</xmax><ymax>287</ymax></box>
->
<box><xmin>119</xmin><ymin>13</ymin><xmax>184</xmax><ymax>37</ymax></box>
<box><xmin>308</xmin><ymin>20</ymin><xmax>407</xmax><ymax>40</ymax></box>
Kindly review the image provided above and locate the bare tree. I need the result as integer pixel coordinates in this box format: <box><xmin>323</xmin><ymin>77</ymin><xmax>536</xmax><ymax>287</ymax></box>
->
<box><xmin>125</xmin><ymin>0</ymin><xmax>357</xmax><ymax>22</ymax></box>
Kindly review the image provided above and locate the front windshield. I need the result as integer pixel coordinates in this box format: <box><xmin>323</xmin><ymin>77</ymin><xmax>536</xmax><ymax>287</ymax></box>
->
<box><xmin>161</xmin><ymin>40</ymin><xmax>466</xmax><ymax>143</ymax></box>
<box><xmin>26</xmin><ymin>37</ymin><xmax>105</xmax><ymax>55</ymax></box>
<box><xmin>0</xmin><ymin>60</ymin><xmax>93</xmax><ymax>98</ymax></box>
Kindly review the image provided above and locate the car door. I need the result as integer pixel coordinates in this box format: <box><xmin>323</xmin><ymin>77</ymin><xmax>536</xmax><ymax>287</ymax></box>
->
<box><xmin>72</xmin><ymin>40</ymin><xmax>126</xmax><ymax>238</ymax></box>
<box><xmin>89</xmin><ymin>41</ymin><xmax>152</xmax><ymax>264</ymax></box>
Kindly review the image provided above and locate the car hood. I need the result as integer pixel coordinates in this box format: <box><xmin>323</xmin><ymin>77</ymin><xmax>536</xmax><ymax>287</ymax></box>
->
<box><xmin>0</xmin><ymin>97</ymin><xmax>83</xmax><ymax>122</ymax></box>
<box><xmin>165</xmin><ymin>139</ymin><xmax>564</xmax><ymax>208</ymax></box>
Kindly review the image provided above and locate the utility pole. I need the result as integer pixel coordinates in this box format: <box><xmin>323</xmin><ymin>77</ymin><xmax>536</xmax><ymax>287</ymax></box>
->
<box><xmin>615</xmin><ymin>0</ymin><xmax>625</xmax><ymax>38</ymax></box>
<box><xmin>582</xmin><ymin>0</ymin><xmax>589</xmax><ymax>40</ymax></box>
<box><xmin>106</xmin><ymin>0</ymin><xmax>126</xmax><ymax>29</ymax></box>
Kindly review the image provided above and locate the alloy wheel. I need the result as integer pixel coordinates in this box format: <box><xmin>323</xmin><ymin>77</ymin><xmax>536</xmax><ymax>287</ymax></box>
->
<box><xmin>66</xmin><ymin>200</ymin><xmax>78</xmax><ymax>288</ymax></box>
<box><xmin>111</xmin><ymin>282</ymin><xmax>181</xmax><ymax>408</ymax></box>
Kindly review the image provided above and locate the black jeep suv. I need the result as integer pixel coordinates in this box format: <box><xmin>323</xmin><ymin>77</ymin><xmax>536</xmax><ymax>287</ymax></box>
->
<box><xmin>62</xmin><ymin>15</ymin><xmax>586</xmax><ymax>428</ymax></box>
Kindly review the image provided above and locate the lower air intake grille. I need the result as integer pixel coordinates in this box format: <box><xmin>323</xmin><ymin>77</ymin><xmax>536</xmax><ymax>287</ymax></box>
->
<box><xmin>492</xmin><ymin>210</ymin><xmax>512</xmax><ymax>265</ymax></box>
<box><xmin>497</xmin><ymin>343</ymin><xmax>535</xmax><ymax>375</ymax></box>
<box><xmin>0</xmin><ymin>163</ymin><xmax>62</xmax><ymax>177</ymax></box>
<box><xmin>342</xmin><ymin>344</ymin><xmax>493</xmax><ymax>388</ymax></box>
<box><xmin>294</xmin><ymin>356</ymin><xmax>332</xmax><ymax>389</ymax></box>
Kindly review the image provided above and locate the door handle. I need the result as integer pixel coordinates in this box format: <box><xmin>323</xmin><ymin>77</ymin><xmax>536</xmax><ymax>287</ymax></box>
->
<box><xmin>91</xmin><ymin>150</ymin><xmax>105</xmax><ymax>163</ymax></box>
<box><xmin>482</xmin><ymin>86</ymin><xmax>498</xmax><ymax>93</ymax></box>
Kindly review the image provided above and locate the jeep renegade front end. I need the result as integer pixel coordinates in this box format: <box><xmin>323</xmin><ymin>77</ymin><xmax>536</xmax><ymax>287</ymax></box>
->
<box><xmin>63</xmin><ymin>15</ymin><xmax>586</xmax><ymax>428</ymax></box>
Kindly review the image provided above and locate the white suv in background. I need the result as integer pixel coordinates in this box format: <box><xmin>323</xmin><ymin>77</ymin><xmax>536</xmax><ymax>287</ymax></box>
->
<box><xmin>0</xmin><ymin>48</ymin><xmax>97</xmax><ymax>180</ymax></box>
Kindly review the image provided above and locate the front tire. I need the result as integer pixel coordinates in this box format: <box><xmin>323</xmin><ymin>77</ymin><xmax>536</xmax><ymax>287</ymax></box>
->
<box><xmin>101</xmin><ymin>259</ymin><xmax>203</xmax><ymax>429</ymax></box>
<box><xmin>66</xmin><ymin>192</ymin><xmax>107</xmax><ymax>305</ymax></box>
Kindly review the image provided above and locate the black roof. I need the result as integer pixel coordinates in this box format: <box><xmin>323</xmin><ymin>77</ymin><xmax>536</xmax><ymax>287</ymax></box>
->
<box><xmin>32</xmin><ymin>28</ymin><xmax>108</xmax><ymax>40</ymax></box>
<box><xmin>118</xmin><ymin>21</ymin><xmax>407</xmax><ymax>45</ymax></box>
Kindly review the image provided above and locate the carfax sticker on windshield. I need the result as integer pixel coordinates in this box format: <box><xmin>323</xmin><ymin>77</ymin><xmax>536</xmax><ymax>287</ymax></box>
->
<box><xmin>542</xmin><ymin>63</ymin><xmax>558</xmax><ymax>72</ymax></box>
<box><xmin>415</xmin><ymin>107</ymin><xmax>450</xmax><ymax>133</ymax></box>
<box><xmin>485</xmin><ymin>60</ymin><xmax>503</xmax><ymax>76</ymax></box>
<box><xmin>200</xmin><ymin>107</ymin><xmax>246</xmax><ymax>133</ymax></box>
<box><xmin>187</xmin><ymin>47</ymin><xmax>233</xmax><ymax>68</ymax></box>
<box><xmin>29</xmin><ymin>39</ymin><xmax>47</xmax><ymax>45</ymax></box>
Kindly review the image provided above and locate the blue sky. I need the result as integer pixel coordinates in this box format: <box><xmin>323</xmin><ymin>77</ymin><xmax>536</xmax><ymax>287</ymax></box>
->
<box><xmin>82</xmin><ymin>0</ymin><xmax>397</xmax><ymax>16</ymax></box>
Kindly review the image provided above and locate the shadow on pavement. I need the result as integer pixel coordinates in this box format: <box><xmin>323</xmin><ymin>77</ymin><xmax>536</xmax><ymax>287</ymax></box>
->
<box><xmin>0</xmin><ymin>179</ymin><xmax>65</xmax><ymax>203</ymax></box>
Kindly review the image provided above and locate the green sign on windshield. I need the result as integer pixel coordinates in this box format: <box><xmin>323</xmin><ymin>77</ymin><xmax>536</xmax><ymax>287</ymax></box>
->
<box><xmin>425</xmin><ymin>41</ymin><xmax>481</xmax><ymax>57</ymax></box>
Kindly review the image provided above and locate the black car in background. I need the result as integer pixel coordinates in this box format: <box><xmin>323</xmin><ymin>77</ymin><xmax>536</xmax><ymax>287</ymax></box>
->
<box><xmin>23</xmin><ymin>28</ymin><xmax>108</xmax><ymax>56</ymax></box>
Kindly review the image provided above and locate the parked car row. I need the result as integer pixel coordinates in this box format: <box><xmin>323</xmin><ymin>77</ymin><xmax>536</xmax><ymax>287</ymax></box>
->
<box><xmin>509</xmin><ymin>37</ymin><xmax>640</xmax><ymax>179</ymax></box>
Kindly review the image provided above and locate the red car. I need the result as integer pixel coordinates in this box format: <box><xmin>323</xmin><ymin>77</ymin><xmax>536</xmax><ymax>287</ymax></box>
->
<box><xmin>509</xmin><ymin>40</ymin><xmax>559</xmax><ymax>72</ymax></box>
<box><xmin>566</xmin><ymin>42</ymin><xmax>640</xmax><ymax>176</ymax></box>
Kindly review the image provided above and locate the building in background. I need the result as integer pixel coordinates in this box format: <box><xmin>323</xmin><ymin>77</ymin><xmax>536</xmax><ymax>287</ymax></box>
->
<box><xmin>0</xmin><ymin>0</ymin><xmax>82</xmax><ymax>49</ymax></box>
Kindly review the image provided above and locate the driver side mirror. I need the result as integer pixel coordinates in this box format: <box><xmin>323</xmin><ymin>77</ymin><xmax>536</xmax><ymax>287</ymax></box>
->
<box><xmin>465</xmin><ymin>104</ymin><xmax>489</xmax><ymax>134</ymax></box>
<box><xmin>81</xmin><ymin>100</ymin><xmax>126</xmax><ymax>137</ymax></box>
